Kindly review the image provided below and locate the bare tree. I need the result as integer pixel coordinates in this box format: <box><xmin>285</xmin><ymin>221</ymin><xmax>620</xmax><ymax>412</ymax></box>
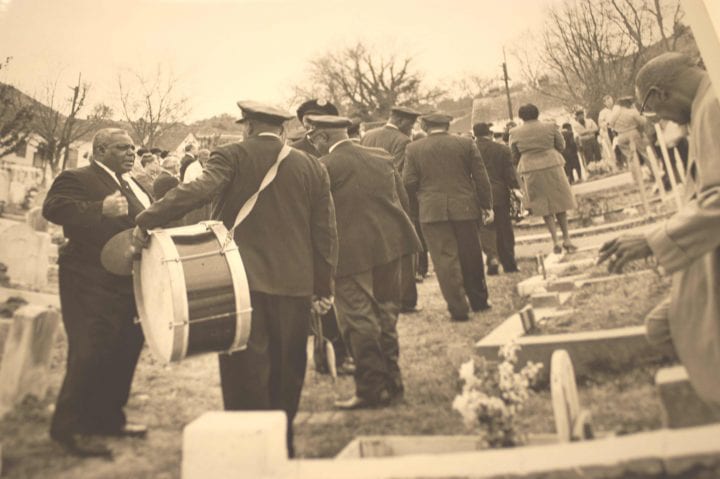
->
<box><xmin>117</xmin><ymin>64</ymin><xmax>190</xmax><ymax>147</ymax></box>
<box><xmin>0</xmin><ymin>57</ymin><xmax>35</xmax><ymax>158</ymax></box>
<box><xmin>33</xmin><ymin>73</ymin><xmax>112</xmax><ymax>173</ymax></box>
<box><xmin>448</xmin><ymin>73</ymin><xmax>497</xmax><ymax>100</ymax></box>
<box><xmin>511</xmin><ymin>0</ymin><xmax>688</xmax><ymax>115</ymax></box>
<box><xmin>292</xmin><ymin>42</ymin><xmax>444</xmax><ymax>120</ymax></box>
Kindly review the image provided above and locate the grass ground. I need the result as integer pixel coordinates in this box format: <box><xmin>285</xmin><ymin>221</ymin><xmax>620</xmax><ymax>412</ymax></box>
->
<box><xmin>0</xmin><ymin>257</ymin><xmax>665</xmax><ymax>477</ymax></box>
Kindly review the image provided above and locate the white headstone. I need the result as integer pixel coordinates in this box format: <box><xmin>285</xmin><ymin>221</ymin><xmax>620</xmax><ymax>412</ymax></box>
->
<box><xmin>25</xmin><ymin>207</ymin><xmax>48</xmax><ymax>232</ymax></box>
<box><xmin>0</xmin><ymin>305</ymin><xmax>60</xmax><ymax>418</ymax></box>
<box><xmin>0</xmin><ymin>222</ymin><xmax>50</xmax><ymax>289</ymax></box>
<box><xmin>182</xmin><ymin>411</ymin><xmax>288</xmax><ymax>479</ymax></box>
<box><xmin>551</xmin><ymin>349</ymin><xmax>580</xmax><ymax>443</ymax></box>
<box><xmin>0</xmin><ymin>170</ymin><xmax>9</xmax><ymax>205</ymax></box>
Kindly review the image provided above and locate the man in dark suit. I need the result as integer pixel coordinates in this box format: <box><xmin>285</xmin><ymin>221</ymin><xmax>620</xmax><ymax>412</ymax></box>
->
<box><xmin>361</xmin><ymin>106</ymin><xmax>424</xmax><ymax>313</ymax></box>
<box><xmin>179</xmin><ymin>143</ymin><xmax>198</xmax><ymax>181</ymax></box>
<box><xmin>291</xmin><ymin>98</ymin><xmax>339</xmax><ymax>156</ymax></box>
<box><xmin>43</xmin><ymin>128</ymin><xmax>150</xmax><ymax>458</ymax></box>
<box><xmin>306</xmin><ymin>115</ymin><xmax>421</xmax><ymax>409</ymax></box>
<box><xmin>404</xmin><ymin>113</ymin><xmax>493</xmax><ymax>321</ymax></box>
<box><xmin>134</xmin><ymin>101</ymin><xmax>338</xmax><ymax>457</ymax></box>
<box><xmin>290</xmin><ymin>98</ymin><xmax>352</xmax><ymax>376</ymax></box>
<box><xmin>473</xmin><ymin>122</ymin><xmax>521</xmax><ymax>275</ymax></box>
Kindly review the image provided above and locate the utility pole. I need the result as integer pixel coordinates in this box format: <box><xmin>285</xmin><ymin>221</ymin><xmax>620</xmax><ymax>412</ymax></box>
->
<box><xmin>502</xmin><ymin>47</ymin><xmax>514</xmax><ymax>120</ymax></box>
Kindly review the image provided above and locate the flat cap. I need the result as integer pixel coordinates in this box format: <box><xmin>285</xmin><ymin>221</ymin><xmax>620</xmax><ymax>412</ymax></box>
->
<box><xmin>421</xmin><ymin>112</ymin><xmax>453</xmax><ymax>124</ymax></box>
<box><xmin>136</xmin><ymin>148</ymin><xmax>149</xmax><ymax>156</ymax></box>
<box><xmin>305</xmin><ymin>115</ymin><xmax>353</xmax><ymax>129</ymax></box>
<box><xmin>391</xmin><ymin>106</ymin><xmax>422</xmax><ymax>118</ymax></box>
<box><xmin>150</xmin><ymin>147</ymin><xmax>162</xmax><ymax>154</ymax></box>
<box><xmin>296</xmin><ymin>98</ymin><xmax>339</xmax><ymax>121</ymax></box>
<box><xmin>235</xmin><ymin>100</ymin><xmax>294</xmax><ymax>124</ymax></box>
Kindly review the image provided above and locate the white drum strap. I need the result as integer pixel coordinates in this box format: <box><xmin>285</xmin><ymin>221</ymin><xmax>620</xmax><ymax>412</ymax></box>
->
<box><xmin>223</xmin><ymin>143</ymin><xmax>292</xmax><ymax>249</ymax></box>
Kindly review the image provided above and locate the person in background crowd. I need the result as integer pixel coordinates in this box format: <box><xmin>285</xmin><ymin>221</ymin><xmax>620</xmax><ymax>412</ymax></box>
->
<box><xmin>510</xmin><ymin>104</ymin><xmax>578</xmax><ymax>255</ymax></box>
<box><xmin>21</xmin><ymin>186</ymin><xmax>39</xmax><ymax>210</ymax></box>
<box><xmin>43</xmin><ymin>128</ymin><xmax>150</xmax><ymax>458</ymax></box>
<box><xmin>474</xmin><ymin>121</ymin><xmax>520</xmax><ymax>275</ymax></box>
<box><xmin>348</xmin><ymin>118</ymin><xmax>362</xmax><ymax>141</ymax></box>
<box><xmin>609</xmin><ymin>96</ymin><xmax>648</xmax><ymax>163</ymax></box>
<box><xmin>132</xmin><ymin>149</ymin><xmax>157</xmax><ymax>193</ymax></box>
<box><xmin>134</xmin><ymin>101</ymin><xmax>338</xmax><ymax>457</ymax></box>
<box><xmin>160</xmin><ymin>156</ymin><xmax>180</xmax><ymax>177</ymax></box>
<box><xmin>410</xmin><ymin>128</ymin><xmax>429</xmax><ymax>280</ymax></box>
<box><xmin>291</xmin><ymin>98</ymin><xmax>339</xmax><ymax>156</ymax></box>
<box><xmin>306</xmin><ymin>115</ymin><xmax>420</xmax><ymax>409</ymax></box>
<box><xmin>361</xmin><ymin>106</ymin><xmax>423</xmax><ymax>313</ymax></box>
<box><xmin>405</xmin><ymin>112</ymin><xmax>493</xmax><ymax>321</ymax></box>
<box><xmin>183</xmin><ymin>148</ymin><xmax>210</xmax><ymax>183</ymax></box>
<box><xmin>560</xmin><ymin>123</ymin><xmax>582</xmax><ymax>183</ymax></box>
<box><xmin>179</xmin><ymin>143</ymin><xmax>198</xmax><ymax>182</ymax></box>
<box><xmin>502</xmin><ymin>121</ymin><xmax>517</xmax><ymax>147</ymax></box>
<box><xmin>598</xmin><ymin>52</ymin><xmax>720</xmax><ymax>413</ymax></box>
<box><xmin>598</xmin><ymin>95</ymin><xmax>618</xmax><ymax>153</ymax></box>
<box><xmin>572</xmin><ymin>109</ymin><xmax>601</xmax><ymax>163</ymax></box>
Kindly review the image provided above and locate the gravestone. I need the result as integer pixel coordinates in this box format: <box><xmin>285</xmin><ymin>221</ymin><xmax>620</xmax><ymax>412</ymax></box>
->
<box><xmin>0</xmin><ymin>305</ymin><xmax>60</xmax><ymax>418</ymax></box>
<box><xmin>0</xmin><ymin>170</ymin><xmax>9</xmax><ymax>205</ymax></box>
<box><xmin>0</xmin><ymin>222</ymin><xmax>50</xmax><ymax>289</ymax></box>
<box><xmin>530</xmin><ymin>292</ymin><xmax>561</xmax><ymax>309</ymax></box>
<box><xmin>655</xmin><ymin>366</ymin><xmax>720</xmax><ymax>429</ymax></box>
<box><xmin>25</xmin><ymin>206</ymin><xmax>48</xmax><ymax>232</ymax></box>
<box><xmin>183</xmin><ymin>411</ymin><xmax>288</xmax><ymax>479</ymax></box>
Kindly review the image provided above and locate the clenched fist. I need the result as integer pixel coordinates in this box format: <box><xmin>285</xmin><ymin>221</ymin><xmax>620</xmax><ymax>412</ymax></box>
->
<box><xmin>102</xmin><ymin>191</ymin><xmax>128</xmax><ymax>217</ymax></box>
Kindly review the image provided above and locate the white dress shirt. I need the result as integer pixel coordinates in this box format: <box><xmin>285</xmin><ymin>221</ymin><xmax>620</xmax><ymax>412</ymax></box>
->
<box><xmin>95</xmin><ymin>160</ymin><xmax>151</xmax><ymax>208</ymax></box>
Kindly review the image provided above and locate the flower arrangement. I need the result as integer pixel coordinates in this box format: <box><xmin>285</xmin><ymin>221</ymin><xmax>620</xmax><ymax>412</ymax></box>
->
<box><xmin>452</xmin><ymin>341</ymin><xmax>543</xmax><ymax>448</ymax></box>
<box><xmin>585</xmin><ymin>158</ymin><xmax>616</xmax><ymax>178</ymax></box>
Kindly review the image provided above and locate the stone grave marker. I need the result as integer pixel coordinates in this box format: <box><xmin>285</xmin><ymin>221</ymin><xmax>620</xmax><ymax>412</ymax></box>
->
<box><xmin>0</xmin><ymin>222</ymin><xmax>50</xmax><ymax>289</ymax></box>
<box><xmin>25</xmin><ymin>206</ymin><xmax>48</xmax><ymax>232</ymax></box>
<box><xmin>0</xmin><ymin>170</ymin><xmax>9</xmax><ymax>205</ymax></box>
<box><xmin>551</xmin><ymin>349</ymin><xmax>593</xmax><ymax>442</ymax></box>
<box><xmin>0</xmin><ymin>305</ymin><xmax>60</xmax><ymax>418</ymax></box>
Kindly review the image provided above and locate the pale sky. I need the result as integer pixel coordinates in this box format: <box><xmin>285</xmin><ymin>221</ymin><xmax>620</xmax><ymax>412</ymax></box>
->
<box><xmin>0</xmin><ymin>0</ymin><xmax>553</xmax><ymax>120</ymax></box>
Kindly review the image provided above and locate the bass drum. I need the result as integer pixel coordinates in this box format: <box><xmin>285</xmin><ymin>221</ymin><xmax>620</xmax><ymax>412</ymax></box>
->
<box><xmin>134</xmin><ymin>221</ymin><xmax>252</xmax><ymax>363</ymax></box>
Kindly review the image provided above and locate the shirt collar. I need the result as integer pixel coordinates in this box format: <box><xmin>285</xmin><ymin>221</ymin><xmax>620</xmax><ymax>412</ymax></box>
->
<box><xmin>386</xmin><ymin>122</ymin><xmax>400</xmax><ymax>130</ymax></box>
<box><xmin>95</xmin><ymin>160</ymin><xmax>123</xmax><ymax>185</ymax></box>
<box><xmin>329</xmin><ymin>138</ymin><xmax>353</xmax><ymax>153</ymax></box>
<box><xmin>428</xmin><ymin>129</ymin><xmax>447</xmax><ymax>135</ymax></box>
<box><xmin>258</xmin><ymin>132</ymin><xmax>283</xmax><ymax>140</ymax></box>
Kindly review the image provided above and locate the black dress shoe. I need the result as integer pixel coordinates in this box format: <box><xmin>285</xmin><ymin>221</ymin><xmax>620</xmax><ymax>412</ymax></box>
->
<box><xmin>400</xmin><ymin>305</ymin><xmax>423</xmax><ymax>314</ymax></box>
<box><xmin>472</xmin><ymin>302</ymin><xmax>492</xmax><ymax>312</ymax></box>
<box><xmin>53</xmin><ymin>434</ymin><xmax>113</xmax><ymax>459</ymax></box>
<box><xmin>104</xmin><ymin>423</ymin><xmax>148</xmax><ymax>438</ymax></box>
<box><xmin>486</xmin><ymin>263</ymin><xmax>499</xmax><ymax>276</ymax></box>
<box><xmin>334</xmin><ymin>395</ymin><xmax>377</xmax><ymax>410</ymax></box>
<box><xmin>450</xmin><ymin>314</ymin><xmax>470</xmax><ymax>322</ymax></box>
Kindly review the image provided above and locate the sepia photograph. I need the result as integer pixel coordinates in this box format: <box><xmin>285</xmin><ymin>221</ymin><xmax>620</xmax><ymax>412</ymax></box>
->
<box><xmin>0</xmin><ymin>0</ymin><xmax>719</xmax><ymax>477</ymax></box>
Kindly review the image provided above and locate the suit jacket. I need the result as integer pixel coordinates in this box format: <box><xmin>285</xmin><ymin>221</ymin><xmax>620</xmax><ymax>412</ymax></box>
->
<box><xmin>291</xmin><ymin>135</ymin><xmax>320</xmax><ymax>158</ymax></box>
<box><xmin>509</xmin><ymin>120</ymin><xmax>566</xmax><ymax>174</ymax></box>
<box><xmin>646</xmin><ymin>76</ymin><xmax>720</xmax><ymax>407</ymax></box>
<box><xmin>360</xmin><ymin>125</ymin><xmax>411</xmax><ymax>172</ymax></box>
<box><xmin>403</xmin><ymin>131</ymin><xmax>492</xmax><ymax>223</ymax></box>
<box><xmin>42</xmin><ymin>162</ymin><xmax>149</xmax><ymax>292</ymax></box>
<box><xmin>475</xmin><ymin>137</ymin><xmax>519</xmax><ymax>207</ymax></box>
<box><xmin>136</xmin><ymin>135</ymin><xmax>338</xmax><ymax>297</ymax></box>
<box><xmin>320</xmin><ymin>141</ymin><xmax>421</xmax><ymax>277</ymax></box>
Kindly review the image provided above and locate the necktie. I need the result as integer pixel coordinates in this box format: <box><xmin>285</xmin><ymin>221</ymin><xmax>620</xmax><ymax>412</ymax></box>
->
<box><xmin>115</xmin><ymin>173</ymin><xmax>146</xmax><ymax>220</ymax></box>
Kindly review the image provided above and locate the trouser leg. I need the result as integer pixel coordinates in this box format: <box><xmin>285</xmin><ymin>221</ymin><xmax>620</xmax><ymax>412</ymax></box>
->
<box><xmin>453</xmin><ymin>220</ymin><xmax>489</xmax><ymax>310</ymax></box>
<box><xmin>373</xmin><ymin>259</ymin><xmax>403</xmax><ymax>397</ymax></box>
<box><xmin>335</xmin><ymin>270</ymin><xmax>392</xmax><ymax>402</ymax></box>
<box><xmin>414</xmin><ymin>217</ymin><xmax>429</xmax><ymax>277</ymax></box>
<box><xmin>218</xmin><ymin>292</ymin><xmax>310</xmax><ymax>457</ymax></box>
<box><xmin>51</xmin><ymin>265</ymin><xmax>143</xmax><ymax>439</ymax></box>
<box><xmin>644</xmin><ymin>294</ymin><xmax>678</xmax><ymax>360</ymax></box>
<box><xmin>494</xmin><ymin>202</ymin><xmax>517</xmax><ymax>271</ymax></box>
<box><xmin>421</xmin><ymin>221</ymin><xmax>470</xmax><ymax>319</ymax></box>
<box><xmin>400</xmin><ymin>254</ymin><xmax>418</xmax><ymax>310</ymax></box>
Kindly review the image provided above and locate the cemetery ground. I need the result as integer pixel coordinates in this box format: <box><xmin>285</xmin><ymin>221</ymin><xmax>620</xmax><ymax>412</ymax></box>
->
<box><xmin>0</xmin><ymin>253</ymin><xmax>671</xmax><ymax>479</ymax></box>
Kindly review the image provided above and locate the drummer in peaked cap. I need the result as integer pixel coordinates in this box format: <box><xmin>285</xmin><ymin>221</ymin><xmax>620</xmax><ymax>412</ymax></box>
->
<box><xmin>135</xmin><ymin>100</ymin><xmax>338</xmax><ymax>457</ymax></box>
<box><xmin>361</xmin><ymin>105</ymin><xmax>424</xmax><ymax>314</ymax></box>
<box><xmin>404</xmin><ymin>112</ymin><xmax>494</xmax><ymax>321</ymax></box>
<box><xmin>291</xmin><ymin>98</ymin><xmax>340</xmax><ymax>157</ymax></box>
<box><xmin>306</xmin><ymin>114</ymin><xmax>421</xmax><ymax>409</ymax></box>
